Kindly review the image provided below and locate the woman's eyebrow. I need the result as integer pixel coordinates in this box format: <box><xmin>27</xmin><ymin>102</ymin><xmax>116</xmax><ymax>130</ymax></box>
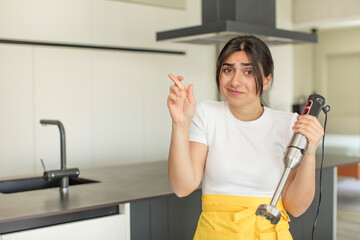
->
<box><xmin>222</xmin><ymin>62</ymin><xmax>252</xmax><ymax>67</ymax></box>
<box><xmin>222</xmin><ymin>63</ymin><xmax>235</xmax><ymax>67</ymax></box>
<box><xmin>241</xmin><ymin>62</ymin><xmax>252</xmax><ymax>66</ymax></box>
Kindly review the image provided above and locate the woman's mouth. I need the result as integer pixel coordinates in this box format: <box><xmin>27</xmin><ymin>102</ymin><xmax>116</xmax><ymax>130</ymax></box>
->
<box><xmin>228</xmin><ymin>89</ymin><xmax>243</xmax><ymax>96</ymax></box>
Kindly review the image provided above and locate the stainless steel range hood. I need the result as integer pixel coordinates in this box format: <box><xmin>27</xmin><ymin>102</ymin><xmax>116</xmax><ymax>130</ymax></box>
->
<box><xmin>156</xmin><ymin>0</ymin><xmax>317</xmax><ymax>45</ymax></box>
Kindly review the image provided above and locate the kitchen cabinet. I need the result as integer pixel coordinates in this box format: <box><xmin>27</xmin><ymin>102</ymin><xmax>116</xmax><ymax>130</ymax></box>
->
<box><xmin>1</xmin><ymin>203</ymin><xmax>130</xmax><ymax>240</ymax></box>
<box><xmin>338</xmin><ymin>163</ymin><xmax>360</xmax><ymax>179</ymax></box>
<box><xmin>131</xmin><ymin>190</ymin><xmax>202</xmax><ymax>240</ymax></box>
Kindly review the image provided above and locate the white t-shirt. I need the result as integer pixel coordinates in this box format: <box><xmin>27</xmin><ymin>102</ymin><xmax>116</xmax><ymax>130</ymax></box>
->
<box><xmin>189</xmin><ymin>100</ymin><xmax>297</xmax><ymax>197</ymax></box>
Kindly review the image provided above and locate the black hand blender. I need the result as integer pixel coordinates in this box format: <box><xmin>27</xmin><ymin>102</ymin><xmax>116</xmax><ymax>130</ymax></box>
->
<box><xmin>256</xmin><ymin>94</ymin><xmax>326</xmax><ymax>224</ymax></box>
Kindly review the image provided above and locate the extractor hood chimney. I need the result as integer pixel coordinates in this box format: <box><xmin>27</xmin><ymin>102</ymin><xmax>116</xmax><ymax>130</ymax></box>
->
<box><xmin>156</xmin><ymin>0</ymin><xmax>317</xmax><ymax>45</ymax></box>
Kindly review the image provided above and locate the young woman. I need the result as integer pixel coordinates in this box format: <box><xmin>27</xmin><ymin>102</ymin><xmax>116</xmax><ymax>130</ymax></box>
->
<box><xmin>167</xmin><ymin>35</ymin><xmax>324</xmax><ymax>240</ymax></box>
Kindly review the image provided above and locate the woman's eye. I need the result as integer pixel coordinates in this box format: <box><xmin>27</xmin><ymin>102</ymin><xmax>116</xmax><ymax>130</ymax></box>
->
<box><xmin>222</xmin><ymin>68</ymin><xmax>233</xmax><ymax>73</ymax></box>
<box><xmin>245</xmin><ymin>70</ymin><xmax>253</xmax><ymax>75</ymax></box>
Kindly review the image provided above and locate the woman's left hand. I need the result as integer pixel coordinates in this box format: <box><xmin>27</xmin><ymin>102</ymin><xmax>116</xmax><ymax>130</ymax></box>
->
<box><xmin>292</xmin><ymin>115</ymin><xmax>324</xmax><ymax>156</ymax></box>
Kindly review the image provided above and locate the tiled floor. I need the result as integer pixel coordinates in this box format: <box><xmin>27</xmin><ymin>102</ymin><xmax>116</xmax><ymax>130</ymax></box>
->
<box><xmin>337</xmin><ymin>177</ymin><xmax>360</xmax><ymax>240</ymax></box>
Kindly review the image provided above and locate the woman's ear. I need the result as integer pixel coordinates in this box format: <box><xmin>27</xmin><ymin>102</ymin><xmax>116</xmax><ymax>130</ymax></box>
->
<box><xmin>263</xmin><ymin>74</ymin><xmax>272</xmax><ymax>90</ymax></box>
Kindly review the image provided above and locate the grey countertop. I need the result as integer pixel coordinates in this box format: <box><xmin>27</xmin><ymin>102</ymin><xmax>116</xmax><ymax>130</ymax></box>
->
<box><xmin>0</xmin><ymin>160</ymin><xmax>173</xmax><ymax>233</ymax></box>
<box><xmin>316</xmin><ymin>153</ymin><xmax>360</xmax><ymax>169</ymax></box>
<box><xmin>0</xmin><ymin>152</ymin><xmax>359</xmax><ymax>234</ymax></box>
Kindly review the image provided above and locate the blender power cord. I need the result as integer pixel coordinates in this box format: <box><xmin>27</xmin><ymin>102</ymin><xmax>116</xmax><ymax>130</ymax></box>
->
<box><xmin>311</xmin><ymin>105</ymin><xmax>330</xmax><ymax>240</ymax></box>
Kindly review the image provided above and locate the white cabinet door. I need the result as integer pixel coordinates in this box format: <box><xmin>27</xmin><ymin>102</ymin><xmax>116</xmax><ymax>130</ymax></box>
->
<box><xmin>2</xmin><ymin>204</ymin><xmax>130</xmax><ymax>240</ymax></box>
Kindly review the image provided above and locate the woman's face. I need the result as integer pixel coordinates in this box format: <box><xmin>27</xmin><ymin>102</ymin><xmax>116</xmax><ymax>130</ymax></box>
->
<box><xmin>219</xmin><ymin>51</ymin><xmax>270</xmax><ymax>109</ymax></box>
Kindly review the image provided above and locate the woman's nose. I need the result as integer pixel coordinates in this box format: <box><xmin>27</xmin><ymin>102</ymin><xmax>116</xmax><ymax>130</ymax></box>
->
<box><xmin>230</xmin><ymin>73</ymin><xmax>243</xmax><ymax>87</ymax></box>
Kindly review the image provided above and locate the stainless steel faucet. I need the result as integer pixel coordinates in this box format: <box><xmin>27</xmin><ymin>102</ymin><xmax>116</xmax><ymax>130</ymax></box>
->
<box><xmin>40</xmin><ymin>120</ymin><xmax>79</xmax><ymax>194</ymax></box>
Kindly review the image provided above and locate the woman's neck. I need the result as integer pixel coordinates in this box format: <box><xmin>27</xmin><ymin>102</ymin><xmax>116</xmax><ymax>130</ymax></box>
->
<box><xmin>228</xmin><ymin>101</ymin><xmax>264</xmax><ymax>121</ymax></box>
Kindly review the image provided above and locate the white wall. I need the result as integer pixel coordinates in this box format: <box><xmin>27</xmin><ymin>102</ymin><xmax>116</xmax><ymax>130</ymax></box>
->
<box><xmin>267</xmin><ymin>0</ymin><xmax>295</xmax><ymax>112</ymax></box>
<box><xmin>0</xmin><ymin>0</ymin><xmax>217</xmax><ymax>178</ymax></box>
<box><xmin>293</xmin><ymin>26</ymin><xmax>360</xmax><ymax>135</ymax></box>
<box><xmin>293</xmin><ymin>0</ymin><xmax>360</xmax><ymax>135</ymax></box>
<box><xmin>293</xmin><ymin>44</ymin><xmax>315</xmax><ymax>102</ymax></box>
<box><xmin>314</xmin><ymin>27</ymin><xmax>360</xmax><ymax>134</ymax></box>
<box><xmin>268</xmin><ymin>45</ymin><xmax>294</xmax><ymax>111</ymax></box>
<box><xmin>293</xmin><ymin>0</ymin><xmax>360</xmax><ymax>30</ymax></box>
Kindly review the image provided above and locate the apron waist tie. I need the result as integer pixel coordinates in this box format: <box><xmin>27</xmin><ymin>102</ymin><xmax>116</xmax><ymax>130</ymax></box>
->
<box><xmin>232</xmin><ymin>208</ymin><xmax>254</xmax><ymax>222</ymax></box>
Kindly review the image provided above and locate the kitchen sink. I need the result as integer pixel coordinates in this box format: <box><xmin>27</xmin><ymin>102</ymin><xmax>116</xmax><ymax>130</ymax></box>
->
<box><xmin>0</xmin><ymin>176</ymin><xmax>99</xmax><ymax>194</ymax></box>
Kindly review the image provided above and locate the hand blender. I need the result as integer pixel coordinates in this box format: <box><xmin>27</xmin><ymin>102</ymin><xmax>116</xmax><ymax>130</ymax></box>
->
<box><xmin>255</xmin><ymin>94</ymin><xmax>326</xmax><ymax>224</ymax></box>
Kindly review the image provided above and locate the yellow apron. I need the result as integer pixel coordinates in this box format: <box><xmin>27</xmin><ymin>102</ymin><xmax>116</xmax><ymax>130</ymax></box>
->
<box><xmin>193</xmin><ymin>194</ymin><xmax>292</xmax><ymax>240</ymax></box>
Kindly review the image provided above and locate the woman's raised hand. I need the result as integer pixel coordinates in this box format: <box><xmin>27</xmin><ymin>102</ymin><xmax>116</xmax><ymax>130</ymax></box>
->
<box><xmin>167</xmin><ymin>73</ymin><xmax>196</xmax><ymax>125</ymax></box>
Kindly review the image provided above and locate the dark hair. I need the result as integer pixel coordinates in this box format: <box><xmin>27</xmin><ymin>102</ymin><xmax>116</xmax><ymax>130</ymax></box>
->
<box><xmin>216</xmin><ymin>35</ymin><xmax>274</xmax><ymax>97</ymax></box>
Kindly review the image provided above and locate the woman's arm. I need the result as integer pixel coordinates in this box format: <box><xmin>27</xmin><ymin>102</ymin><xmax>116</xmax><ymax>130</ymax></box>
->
<box><xmin>282</xmin><ymin>115</ymin><xmax>324</xmax><ymax>217</ymax></box>
<box><xmin>169</xmin><ymin>132</ymin><xmax>207</xmax><ymax>197</ymax></box>
<box><xmin>167</xmin><ymin>74</ymin><xmax>207</xmax><ymax>197</ymax></box>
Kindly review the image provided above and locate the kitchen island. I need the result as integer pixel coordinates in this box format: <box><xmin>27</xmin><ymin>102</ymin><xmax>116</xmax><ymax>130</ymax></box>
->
<box><xmin>0</xmin><ymin>161</ymin><xmax>178</xmax><ymax>239</ymax></box>
<box><xmin>0</xmin><ymin>149</ymin><xmax>359</xmax><ymax>239</ymax></box>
